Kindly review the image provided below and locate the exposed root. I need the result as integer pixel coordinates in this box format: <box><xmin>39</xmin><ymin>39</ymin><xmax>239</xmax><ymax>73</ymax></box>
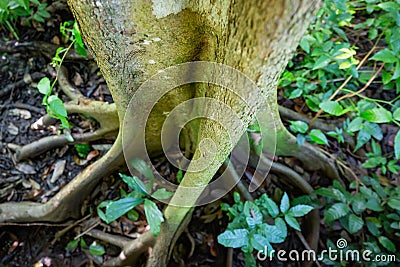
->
<box><xmin>0</xmin><ymin>41</ymin><xmax>92</xmax><ymax>61</ymax></box>
<box><xmin>85</xmin><ymin>229</ymin><xmax>131</xmax><ymax>248</ymax></box>
<box><xmin>103</xmin><ymin>231</ymin><xmax>155</xmax><ymax>267</ymax></box>
<box><xmin>14</xmin><ymin>128</ymin><xmax>117</xmax><ymax>161</ymax></box>
<box><xmin>0</xmin><ymin>133</ymin><xmax>124</xmax><ymax>223</ymax></box>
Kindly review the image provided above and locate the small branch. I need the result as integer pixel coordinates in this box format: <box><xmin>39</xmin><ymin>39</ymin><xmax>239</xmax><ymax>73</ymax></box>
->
<box><xmin>85</xmin><ymin>229</ymin><xmax>132</xmax><ymax>248</ymax></box>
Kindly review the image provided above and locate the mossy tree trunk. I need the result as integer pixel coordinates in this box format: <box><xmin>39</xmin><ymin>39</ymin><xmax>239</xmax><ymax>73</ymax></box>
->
<box><xmin>67</xmin><ymin>0</ymin><xmax>324</xmax><ymax>266</ymax></box>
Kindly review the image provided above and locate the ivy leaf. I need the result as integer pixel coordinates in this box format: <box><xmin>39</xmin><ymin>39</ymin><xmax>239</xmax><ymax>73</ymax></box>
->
<box><xmin>309</xmin><ymin>129</ymin><xmax>329</xmax><ymax>145</ymax></box>
<box><xmin>284</xmin><ymin>214</ymin><xmax>300</xmax><ymax>231</ymax></box>
<box><xmin>360</xmin><ymin>108</ymin><xmax>392</xmax><ymax>123</ymax></box>
<box><xmin>37</xmin><ymin>77</ymin><xmax>51</xmax><ymax>95</ymax></box>
<box><xmin>144</xmin><ymin>199</ymin><xmax>164</xmax><ymax>236</ymax></box>
<box><xmin>288</xmin><ymin>205</ymin><xmax>314</xmax><ymax>217</ymax></box>
<box><xmin>217</xmin><ymin>229</ymin><xmax>249</xmax><ymax>248</ymax></box>
<box><xmin>313</xmin><ymin>54</ymin><xmax>331</xmax><ymax>70</ymax></box>
<box><xmin>319</xmin><ymin>101</ymin><xmax>344</xmax><ymax>116</ymax></box>
<box><xmin>280</xmin><ymin>192</ymin><xmax>290</xmax><ymax>213</ymax></box>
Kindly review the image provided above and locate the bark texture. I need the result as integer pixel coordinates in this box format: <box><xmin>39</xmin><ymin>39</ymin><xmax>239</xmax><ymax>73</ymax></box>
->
<box><xmin>67</xmin><ymin>0</ymin><xmax>322</xmax><ymax>266</ymax></box>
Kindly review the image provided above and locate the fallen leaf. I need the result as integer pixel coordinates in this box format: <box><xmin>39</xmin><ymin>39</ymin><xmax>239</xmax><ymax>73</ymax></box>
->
<box><xmin>16</xmin><ymin>163</ymin><xmax>36</xmax><ymax>174</ymax></box>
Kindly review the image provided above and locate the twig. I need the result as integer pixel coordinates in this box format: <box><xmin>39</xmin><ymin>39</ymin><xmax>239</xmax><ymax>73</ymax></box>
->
<box><xmin>52</xmin><ymin>214</ymin><xmax>92</xmax><ymax>244</ymax></box>
<box><xmin>295</xmin><ymin>231</ymin><xmax>322</xmax><ymax>267</ymax></box>
<box><xmin>85</xmin><ymin>229</ymin><xmax>132</xmax><ymax>248</ymax></box>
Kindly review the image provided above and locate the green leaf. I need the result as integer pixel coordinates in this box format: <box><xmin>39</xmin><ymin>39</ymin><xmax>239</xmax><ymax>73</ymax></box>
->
<box><xmin>393</xmin><ymin>108</ymin><xmax>400</xmax><ymax>121</ymax></box>
<box><xmin>66</xmin><ymin>238</ymin><xmax>79</xmax><ymax>252</ymax></box>
<box><xmin>366</xmin><ymin>217</ymin><xmax>381</xmax><ymax>236</ymax></box>
<box><xmin>74</xmin><ymin>143</ymin><xmax>90</xmax><ymax>158</ymax></box>
<box><xmin>144</xmin><ymin>199</ymin><xmax>164</xmax><ymax>236</ymax></box>
<box><xmin>284</xmin><ymin>214</ymin><xmax>300</xmax><ymax>231</ymax></box>
<box><xmin>130</xmin><ymin>158</ymin><xmax>155</xmax><ymax>181</ymax></box>
<box><xmin>351</xmin><ymin>194</ymin><xmax>366</xmax><ymax>215</ymax></box>
<box><xmin>313</xmin><ymin>55</ymin><xmax>331</xmax><ymax>70</ymax></box>
<box><xmin>355</xmin><ymin>130</ymin><xmax>371</xmax><ymax>151</ymax></box>
<box><xmin>395</xmin><ymin>131</ymin><xmax>400</xmax><ymax>159</ymax></box>
<box><xmin>151</xmin><ymin>188</ymin><xmax>174</xmax><ymax>199</ymax></box>
<box><xmin>289</xmin><ymin>120</ymin><xmax>308</xmax><ymax>134</ymax></box>
<box><xmin>288</xmin><ymin>205</ymin><xmax>314</xmax><ymax>217</ymax></box>
<box><xmin>363</xmin><ymin>122</ymin><xmax>382</xmax><ymax>140</ymax></box>
<box><xmin>280</xmin><ymin>192</ymin><xmax>290</xmax><ymax>213</ymax></box>
<box><xmin>244</xmin><ymin>201</ymin><xmax>263</xmax><ymax>228</ymax></box>
<box><xmin>360</xmin><ymin>108</ymin><xmax>392</xmax><ymax>123</ymax></box>
<box><xmin>309</xmin><ymin>129</ymin><xmax>329</xmax><ymax>145</ymax></box>
<box><xmin>119</xmin><ymin>173</ymin><xmax>148</xmax><ymax>194</ymax></box>
<box><xmin>262</xmin><ymin>195</ymin><xmax>280</xmax><ymax>218</ymax></box>
<box><xmin>370</xmin><ymin>49</ymin><xmax>397</xmax><ymax>63</ymax></box>
<box><xmin>378</xmin><ymin>236</ymin><xmax>396</xmax><ymax>253</ymax></box>
<box><xmin>347</xmin><ymin>117</ymin><xmax>363</xmax><ymax>132</ymax></box>
<box><xmin>324</xmin><ymin>203</ymin><xmax>350</xmax><ymax>224</ymax></box>
<box><xmin>387</xmin><ymin>198</ymin><xmax>400</xmax><ymax>210</ymax></box>
<box><xmin>89</xmin><ymin>242</ymin><xmax>105</xmax><ymax>256</ymax></box>
<box><xmin>37</xmin><ymin>77</ymin><xmax>51</xmax><ymax>95</ymax></box>
<box><xmin>100</xmin><ymin>197</ymin><xmax>143</xmax><ymax>223</ymax></box>
<box><xmin>217</xmin><ymin>229</ymin><xmax>249</xmax><ymax>248</ymax></box>
<box><xmin>315</xmin><ymin>187</ymin><xmax>346</xmax><ymax>202</ymax></box>
<box><xmin>347</xmin><ymin>214</ymin><xmax>364</xmax><ymax>234</ymax></box>
<box><xmin>319</xmin><ymin>101</ymin><xmax>344</xmax><ymax>116</ymax></box>
<box><xmin>47</xmin><ymin>95</ymin><xmax>67</xmax><ymax>117</ymax></box>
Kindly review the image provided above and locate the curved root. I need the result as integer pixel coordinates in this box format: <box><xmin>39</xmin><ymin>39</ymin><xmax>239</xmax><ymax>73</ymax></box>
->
<box><xmin>0</xmin><ymin>133</ymin><xmax>124</xmax><ymax>223</ymax></box>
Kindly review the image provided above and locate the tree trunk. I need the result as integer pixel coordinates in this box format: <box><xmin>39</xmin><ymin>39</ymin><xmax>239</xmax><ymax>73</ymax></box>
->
<box><xmin>67</xmin><ymin>0</ymin><xmax>323</xmax><ymax>266</ymax></box>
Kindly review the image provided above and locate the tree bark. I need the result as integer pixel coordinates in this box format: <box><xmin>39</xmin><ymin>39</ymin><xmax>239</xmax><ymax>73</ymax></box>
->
<box><xmin>67</xmin><ymin>0</ymin><xmax>322</xmax><ymax>266</ymax></box>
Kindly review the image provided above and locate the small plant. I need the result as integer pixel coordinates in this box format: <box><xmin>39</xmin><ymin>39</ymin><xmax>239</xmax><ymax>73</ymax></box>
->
<box><xmin>289</xmin><ymin>120</ymin><xmax>329</xmax><ymax>146</ymax></box>
<box><xmin>0</xmin><ymin>0</ymin><xmax>50</xmax><ymax>39</ymax></box>
<box><xmin>97</xmin><ymin>158</ymin><xmax>173</xmax><ymax>236</ymax></box>
<box><xmin>217</xmin><ymin>191</ymin><xmax>314</xmax><ymax>267</ymax></box>
<box><xmin>36</xmin><ymin>21</ymin><xmax>87</xmax><ymax>132</ymax></box>
<box><xmin>315</xmin><ymin>178</ymin><xmax>400</xmax><ymax>266</ymax></box>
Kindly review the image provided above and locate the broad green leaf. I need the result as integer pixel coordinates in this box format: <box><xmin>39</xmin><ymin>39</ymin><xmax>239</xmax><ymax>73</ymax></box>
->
<box><xmin>378</xmin><ymin>236</ymin><xmax>396</xmax><ymax>253</ymax></box>
<box><xmin>101</xmin><ymin>197</ymin><xmax>143</xmax><ymax>223</ymax></box>
<box><xmin>363</xmin><ymin>122</ymin><xmax>382</xmax><ymax>140</ymax></box>
<box><xmin>244</xmin><ymin>201</ymin><xmax>263</xmax><ymax>227</ymax></box>
<box><xmin>315</xmin><ymin>187</ymin><xmax>346</xmax><ymax>202</ymax></box>
<box><xmin>346</xmin><ymin>214</ymin><xmax>364</xmax><ymax>233</ymax></box>
<box><xmin>37</xmin><ymin>77</ymin><xmax>51</xmax><ymax>95</ymax></box>
<box><xmin>366</xmin><ymin>198</ymin><xmax>383</xmax><ymax>212</ymax></box>
<box><xmin>262</xmin><ymin>196</ymin><xmax>280</xmax><ymax>218</ymax></box>
<box><xmin>119</xmin><ymin>173</ymin><xmax>147</xmax><ymax>194</ymax></box>
<box><xmin>275</xmin><ymin>217</ymin><xmax>287</xmax><ymax>240</ymax></box>
<box><xmin>217</xmin><ymin>229</ymin><xmax>249</xmax><ymax>248</ymax></box>
<box><xmin>284</xmin><ymin>214</ymin><xmax>300</xmax><ymax>231</ymax></box>
<box><xmin>347</xmin><ymin>117</ymin><xmax>363</xmax><ymax>132</ymax></box>
<box><xmin>366</xmin><ymin>217</ymin><xmax>381</xmax><ymax>236</ymax></box>
<box><xmin>130</xmin><ymin>158</ymin><xmax>155</xmax><ymax>181</ymax></box>
<box><xmin>66</xmin><ymin>239</ymin><xmax>79</xmax><ymax>252</ymax></box>
<box><xmin>89</xmin><ymin>242</ymin><xmax>105</xmax><ymax>256</ymax></box>
<box><xmin>370</xmin><ymin>49</ymin><xmax>397</xmax><ymax>63</ymax></box>
<box><xmin>355</xmin><ymin>130</ymin><xmax>371</xmax><ymax>151</ymax></box>
<box><xmin>280</xmin><ymin>192</ymin><xmax>290</xmax><ymax>213</ymax></box>
<box><xmin>288</xmin><ymin>205</ymin><xmax>314</xmax><ymax>217</ymax></box>
<box><xmin>360</xmin><ymin>108</ymin><xmax>392</xmax><ymax>123</ymax></box>
<box><xmin>395</xmin><ymin>131</ymin><xmax>400</xmax><ymax>159</ymax></box>
<box><xmin>319</xmin><ymin>101</ymin><xmax>344</xmax><ymax>116</ymax></box>
<box><xmin>144</xmin><ymin>199</ymin><xmax>164</xmax><ymax>236</ymax></box>
<box><xmin>261</xmin><ymin>224</ymin><xmax>286</xmax><ymax>244</ymax></box>
<box><xmin>251</xmin><ymin>234</ymin><xmax>271</xmax><ymax>251</ymax></box>
<box><xmin>339</xmin><ymin>61</ymin><xmax>352</xmax><ymax>69</ymax></box>
<box><xmin>151</xmin><ymin>188</ymin><xmax>174</xmax><ymax>199</ymax></box>
<box><xmin>324</xmin><ymin>203</ymin><xmax>350</xmax><ymax>224</ymax></box>
<box><xmin>309</xmin><ymin>129</ymin><xmax>329</xmax><ymax>145</ymax></box>
<box><xmin>351</xmin><ymin>194</ymin><xmax>366</xmax><ymax>215</ymax></box>
<box><xmin>313</xmin><ymin>55</ymin><xmax>331</xmax><ymax>70</ymax></box>
<box><xmin>289</xmin><ymin>120</ymin><xmax>308</xmax><ymax>134</ymax></box>
<box><xmin>47</xmin><ymin>95</ymin><xmax>67</xmax><ymax>117</ymax></box>
<box><xmin>393</xmin><ymin>108</ymin><xmax>400</xmax><ymax>121</ymax></box>
<box><xmin>387</xmin><ymin>198</ymin><xmax>400</xmax><ymax>210</ymax></box>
